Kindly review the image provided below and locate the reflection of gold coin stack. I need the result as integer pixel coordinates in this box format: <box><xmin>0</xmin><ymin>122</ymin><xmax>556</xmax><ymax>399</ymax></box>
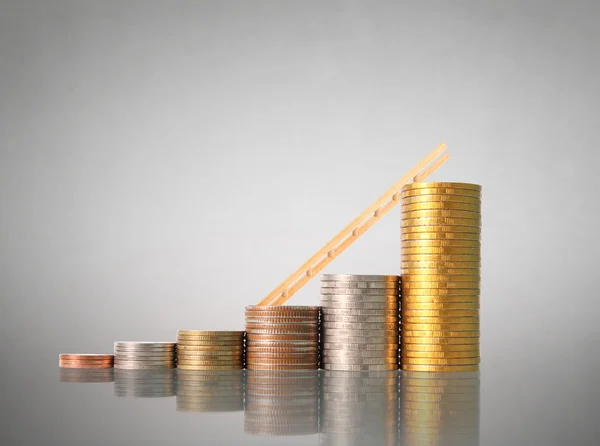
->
<box><xmin>176</xmin><ymin>370</ymin><xmax>244</xmax><ymax>412</ymax></box>
<box><xmin>400</xmin><ymin>182</ymin><xmax>481</xmax><ymax>372</ymax></box>
<box><xmin>59</xmin><ymin>368</ymin><xmax>114</xmax><ymax>383</ymax></box>
<box><xmin>400</xmin><ymin>371</ymin><xmax>480</xmax><ymax>446</ymax></box>
<box><xmin>244</xmin><ymin>371</ymin><xmax>319</xmax><ymax>436</ymax></box>
<box><xmin>176</xmin><ymin>331</ymin><xmax>244</xmax><ymax>371</ymax></box>
<box><xmin>319</xmin><ymin>371</ymin><xmax>398</xmax><ymax>446</ymax></box>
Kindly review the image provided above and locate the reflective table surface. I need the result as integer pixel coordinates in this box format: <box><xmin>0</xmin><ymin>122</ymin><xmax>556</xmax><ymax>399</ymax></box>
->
<box><xmin>2</xmin><ymin>362</ymin><xmax>598</xmax><ymax>446</ymax></box>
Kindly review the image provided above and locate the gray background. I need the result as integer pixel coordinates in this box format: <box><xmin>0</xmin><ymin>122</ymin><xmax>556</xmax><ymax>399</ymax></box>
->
<box><xmin>1</xmin><ymin>1</ymin><xmax>599</xmax><ymax>445</ymax></box>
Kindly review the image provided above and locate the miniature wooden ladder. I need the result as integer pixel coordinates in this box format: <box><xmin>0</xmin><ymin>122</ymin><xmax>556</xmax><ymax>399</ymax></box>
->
<box><xmin>257</xmin><ymin>143</ymin><xmax>450</xmax><ymax>306</ymax></box>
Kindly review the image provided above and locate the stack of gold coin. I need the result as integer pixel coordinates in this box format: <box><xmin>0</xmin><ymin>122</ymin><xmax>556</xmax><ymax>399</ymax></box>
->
<box><xmin>176</xmin><ymin>331</ymin><xmax>244</xmax><ymax>371</ymax></box>
<box><xmin>244</xmin><ymin>370</ymin><xmax>319</xmax><ymax>436</ymax></box>
<box><xmin>245</xmin><ymin>306</ymin><xmax>320</xmax><ymax>370</ymax></box>
<box><xmin>400</xmin><ymin>371</ymin><xmax>480</xmax><ymax>445</ymax></box>
<box><xmin>58</xmin><ymin>354</ymin><xmax>114</xmax><ymax>369</ymax></box>
<box><xmin>400</xmin><ymin>182</ymin><xmax>481</xmax><ymax>372</ymax></box>
<box><xmin>176</xmin><ymin>369</ymin><xmax>244</xmax><ymax>412</ymax></box>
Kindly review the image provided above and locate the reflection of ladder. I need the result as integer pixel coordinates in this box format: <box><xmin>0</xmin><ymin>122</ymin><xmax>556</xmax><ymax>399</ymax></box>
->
<box><xmin>258</xmin><ymin>143</ymin><xmax>450</xmax><ymax>306</ymax></box>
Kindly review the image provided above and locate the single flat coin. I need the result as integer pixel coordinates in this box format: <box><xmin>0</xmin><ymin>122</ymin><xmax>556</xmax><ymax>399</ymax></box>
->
<box><xmin>401</xmin><ymin>202</ymin><xmax>481</xmax><ymax>212</ymax></box>
<box><xmin>401</xmin><ymin>357</ymin><xmax>480</xmax><ymax>365</ymax></box>
<box><xmin>400</xmin><ymin>350</ymin><xmax>479</xmax><ymax>359</ymax></box>
<box><xmin>401</xmin><ymin>336</ymin><xmax>479</xmax><ymax>345</ymax></box>
<box><xmin>402</xmin><ymin>217</ymin><xmax>481</xmax><ymax>227</ymax></box>
<box><xmin>402</xmin><ymin>182</ymin><xmax>481</xmax><ymax>191</ymax></box>
<box><xmin>401</xmin><ymin>210</ymin><xmax>481</xmax><ymax>220</ymax></box>
<box><xmin>321</xmin><ymin>274</ymin><xmax>399</xmax><ymax>282</ymax></box>
<box><xmin>320</xmin><ymin>281</ymin><xmax>398</xmax><ymax>289</ymax></box>
<box><xmin>401</xmin><ymin>194</ymin><xmax>481</xmax><ymax>205</ymax></box>
<box><xmin>401</xmin><ymin>316</ymin><xmax>478</xmax><ymax>324</ymax></box>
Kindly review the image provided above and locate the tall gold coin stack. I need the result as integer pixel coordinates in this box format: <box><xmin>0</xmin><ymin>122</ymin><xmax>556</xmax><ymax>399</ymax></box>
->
<box><xmin>245</xmin><ymin>306</ymin><xmax>320</xmax><ymax>370</ymax></box>
<box><xmin>176</xmin><ymin>370</ymin><xmax>244</xmax><ymax>412</ymax></box>
<box><xmin>400</xmin><ymin>182</ymin><xmax>481</xmax><ymax>372</ymax></box>
<box><xmin>400</xmin><ymin>371</ymin><xmax>480</xmax><ymax>445</ymax></box>
<box><xmin>244</xmin><ymin>370</ymin><xmax>319</xmax><ymax>436</ymax></box>
<box><xmin>176</xmin><ymin>331</ymin><xmax>245</xmax><ymax>371</ymax></box>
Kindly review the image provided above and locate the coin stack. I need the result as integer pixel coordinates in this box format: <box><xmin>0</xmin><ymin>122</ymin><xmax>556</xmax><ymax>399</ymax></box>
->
<box><xmin>319</xmin><ymin>371</ymin><xmax>398</xmax><ymax>445</ymax></box>
<box><xmin>176</xmin><ymin>370</ymin><xmax>244</xmax><ymax>412</ymax></box>
<box><xmin>113</xmin><ymin>342</ymin><xmax>176</xmax><ymax>369</ymax></box>
<box><xmin>245</xmin><ymin>306</ymin><xmax>320</xmax><ymax>370</ymax></box>
<box><xmin>59</xmin><ymin>368</ymin><xmax>114</xmax><ymax>383</ymax></box>
<box><xmin>244</xmin><ymin>370</ymin><xmax>319</xmax><ymax>436</ymax></box>
<box><xmin>400</xmin><ymin>371</ymin><xmax>480</xmax><ymax>446</ymax></box>
<box><xmin>176</xmin><ymin>330</ymin><xmax>244</xmax><ymax>370</ymax></box>
<box><xmin>400</xmin><ymin>182</ymin><xmax>481</xmax><ymax>372</ymax></box>
<box><xmin>58</xmin><ymin>353</ymin><xmax>114</xmax><ymax>369</ymax></box>
<box><xmin>320</xmin><ymin>274</ymin><xmax>400</xmax><ymax>371</ymax></box>
<box><xmin>114</xmin><ymin>369</ymin><xmax>176</xmax><ymax>397</ymax></box>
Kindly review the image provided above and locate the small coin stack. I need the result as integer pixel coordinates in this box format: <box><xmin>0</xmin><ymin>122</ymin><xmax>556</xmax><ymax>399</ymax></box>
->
<box><xmin>244</xmin><ymin>371</ymin><xmax>319</xmax><ymax>436</ymax></box>
<box><xmin>320</xmin><ymin>274</ymin><xmax>400</xmax><ymax>371</ymax></box>
<box><xmin>245</xmin><ymin>306</ymin><xmax>320</xmax><ymax>370</ymax></box>
<box><xmin>319</xmin><ymin>371</ymin><xmax>398</xmax><ymax>445</ymax></box>
<box><xmin>176</xmin><ymin>331</ymin><xmax>244</xmax><ymax>370</ymax></box>
<box><xmin>59</xmin><ymin>368</ymin><xmax>114</xmax><ymax>383</ymax></box>
<box><xmin>400</xmin><ymin>182</ymin><xmax>481</xmax><ymax>372</ymax></box>
<box><xmin>113</xmin><ymin>342</ymin><xmax>176</xmax><ymax>369</ymax></box>
<box><xmin>176</xmin><ymin>370</ymin><xmax>244</xmax><ymax>412</ymax></box>
<box><xmin>400</xmin><ymin>371</ymin><xmax>480</xmax><ymax>445</ymax></box>
<box><xmin>114</xmin><ymin>369</ymin><xmax>176</xmax><ymax>397</ymax></box>
<box><xmin>58</xmin><ymin>353</ymin><xmax>114</xmax><ymax>369</ymax></box>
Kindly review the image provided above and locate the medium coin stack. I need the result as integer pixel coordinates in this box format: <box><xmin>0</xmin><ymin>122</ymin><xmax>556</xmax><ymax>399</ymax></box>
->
<box><xmin>400</xmin><ymin>182</ymin><xmax>481</xmax><ymax>372</ymax></box>
<box><xmin>176</xmin><ymin>330</ymin><xmax>244</xmax><ymax>370</ymax></box>
<box><xmin>114</xmin><ymin>369</ymin><xmax>176</xmax><ymax>397</ymax></box>
<box><xmin>58</xmin><ymin>353</ymin><xmax>114</xmax><ymax>369</ymax></box>
<box><xmin>320</xmin><ymin>274</ymin><xmax>400</xmax><ymax>371</ymax></box>
<box><xmin>245</xmin><ymin>370</ymin><xmax>319</xmax><ymax>436</ymax></box>
<box><xmin>59</xmin><ymin>368</ymin><xmax>114</xmax><ymax>383</ymax></box>
<box><xmin>113</xmin><ymin>342</ymin><xmax>176</xmax><ymax>369</ymax></box>
<box><xmin>319</xmin><ymin>371</ymin><xmax>398</xmax><ymax>445</ymax></box>
<box><xmin>245</xmin><ymin>306</ymin><xmax>320</xmax><ymax>370</ymax></box>
<box><xmin>400</xmin><ymin>371</ymin><xmax>480</xmax><ymax>446</ymax></box>
<box><xmin>176</xmin><ymin>370</ymin><xmax>244</xmax><ymax>412</ymax></box>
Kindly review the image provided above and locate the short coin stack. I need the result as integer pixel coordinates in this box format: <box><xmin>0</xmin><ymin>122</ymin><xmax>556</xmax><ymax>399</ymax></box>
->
<box><xmin>320</xmin><ymin>274</ymin><xmax>400</xmax><ymax>371</ymax></box>
<box><xmin>176</xmin><ymin>370</ymin><xmax>244</xmax><ymax>412</ymax></box>
<box><xmin>245</xmin><ymin>306</ymin><xmax>320</xmax><ymax>370</ymax></box>
<box><xmin>58</xmin><ymin>353</ymin><xmax>114</xmax><ymax>369</ymax></box>
<box><xmin>176</xmin><ymin>330</ymin><xmax>244</xmax><ymax>370</ymax></box>
<box><xmin>113</xmin><ymin>342</ymin><xmax>176</xmax><ymax>369</ymax></box>
<box><xmin>400</xmin><ymin>182</ymin><xmax>481</xmax><ymax>372</ymax></box>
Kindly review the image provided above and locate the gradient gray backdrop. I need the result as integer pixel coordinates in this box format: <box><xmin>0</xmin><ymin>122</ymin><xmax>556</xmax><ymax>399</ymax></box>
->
<box><xmin>1</xmin><ymin>1</ymin><xmax>599</xmax><ymax>445</ymax></box>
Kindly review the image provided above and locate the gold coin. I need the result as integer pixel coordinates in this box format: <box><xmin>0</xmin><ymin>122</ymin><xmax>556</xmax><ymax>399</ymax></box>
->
<box><xmin>401</xmin><ymin>357</ymin><xmax>480</xmax><ymax>365</ymax></box>
<box><xmin>402</xmin><ymin>247</ymin><xmax>480</xmax><ymax>255</ymax></box>
<box><xmin>400</xmin><ymin>350</ymin><xmax>479</xmax><ymax>359</ymax></box>
<box><xmin>402</xmin><ymin>182</ymin><xmax>482</xmax><ymax>191</ymax></box>
<box><xmin>400</xmin><ymin>343</ymin><xmax>480</xmax><ymax>352</ymax></box>
<box><xmin>402</xmin><ymin>238</ymin><xmax>480</xmax><ymax>246</ymax></box>
<box><xmin>401</xmin><ymin>336</ymin><xmax>479</xmax><ymax>345</ymax></box>
<box><xmin>403</xmin><ymin>288</ymin><xmax>479</xmax><ymax>296</ymax></box>
<box><xmin>402</xmin><ymin>217</ymin><xmax>481</xmax><ymax>227</ymax></box>
<box><xmin>401</xmin><ymin>202</ymin><xmax>481</xmax><ymax>212</ymax></box>
<box><xmin>402</xmin><ymin>260</ymin><xmax>480</xmax><ymax>269</ymax></box>
<box><xmin>401</xmin><ymin>210</ymin><xmax>481</xmax><ymax>220</ymax></box>
<box><xmin>178</xmin><ymin>360</ymin><xmax>244</xmax><ymax>366</ymax></box>
<box><xmin>401</xmin><ymin>195</ymin><xmax>481</xmax><ymax>205</ymax></box>
<box><xmin>402</xmin><ymin>281</ymin><xmax>480</xmax><ymax>289</ymax></box>
<box><xmin>402</xmin><ymin>330</ymin><xmax>479</xmax><ymax>338</ymax></box>
<box><xmin>401</xmin><ymin>187</ymin><xmax>481</xmax><ymax>198</ymax></box>
<box><xmin>401</xmin><ymin>302</ymin><xmax>479</xmax><ymax>309</ymax></box>
<box><xmin>402</xmin><ymin>232</ymin><xmax>480</xmax><ymax>241</ymax></box>
<box><xmin>401</xmin><ymin>309</ymin><xmax>479</xmax><ymax>317</ymax></box>
<box><xmin>401</xmin><ymin>268</ymin><xmax>480</xmax><ymax>276</ymax></box>
<box><xmin>177</xmin><ymin>364</ymin><xmax>243</xmax><ymax>371</ymax></box>
<box><xmin>401</xmin><ymin>316</ymin><xmax>478</xmax><ymax>324</ymax></box>
<box><xmin>176</xmin><ymin>345</ymin><xmax>243</xmax><ymax>351</ymax></box>
<box><xmin>402</xmin><ymin>274</ymin><xmax>480</xmax><ymax>282</ymax></box>
<box><xmin>177</xmin><ymin>340</ymin><xmax>244</xmax><ymax>346</ymax></box>
<box><xmin>402</xmin><ymin>255</ymin><xmax>480</xmax><ymax>262</ymax></box>
<box><xmin>402</xmin><ymin>323</ymin><xmax>479</xmax><ymax>331</ymax></box>
<box><xmin>401</xmin><ymin>364</ymin><xmax>479</xmax><ymax>372</ymax></box>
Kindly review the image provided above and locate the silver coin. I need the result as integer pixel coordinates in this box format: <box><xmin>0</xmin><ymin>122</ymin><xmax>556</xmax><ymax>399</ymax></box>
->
<box><xmin>322</xmin><ymin>321</ymin><xmax>398</xmax><ymax>330</ymax></box>
<box><xmin>322</xmin><ymin>327</ymin><xmax>397</xmax><ymax>335</ymax></box>
<box><xmin>321</xmin><ymin>281</ymin><xmax>398</xmax><ymax>289</ymax></box>
<box><xmin>321</xmin><ymin>274</ymin><xmax>399</xmax><ymax>282</ymax></box>
<box><xmin>321</xmin><ymin>307</ymin><xmax>398</xmax><ymax>315</ymax></box>
<box><xmin>322</xmin><ymin>315</ymin><xmax>398</xmax><ymax>323</ymax></box>
<box><xmin>322</xmin><ymin>342</ymin><xmax>398</xmax><ymax>351</ymax></box>
<box><xmin>320</xmin><ymin>302</ymin><xmax>398</xmax><ymax>310</ymax></box>
<box><xmin>323</xmin><ymin>363</ymin><xmax>397</xmax><ymax>372</ymax></box>
<box><xmin>320</xmin><ymin>287</ymin><xmax>399</xmax><ymax>295</ymax></box>
<box><xmin>321</xmin><ymin>350</ymin><xmax>397</xmax><ymax>358</ymax></box>
<box><xmin>322</xmin><ymin>357</ymin><xmax>397</xmax><ymax>366</ymax></box>
<box><xmin>321</xmin><ymin>334</ymin><xmax>398</xmax><ymax>344</ymax></box>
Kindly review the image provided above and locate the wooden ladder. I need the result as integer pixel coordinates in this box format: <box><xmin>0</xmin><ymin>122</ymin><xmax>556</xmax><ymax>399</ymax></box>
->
<box><xmin>257</xmin><ymin>143</ymin><xmax>450</xmax><ymax>306</ymax></box>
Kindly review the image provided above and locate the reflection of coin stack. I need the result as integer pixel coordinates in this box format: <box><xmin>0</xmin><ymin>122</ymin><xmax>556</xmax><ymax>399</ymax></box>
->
<box><xmin>400</xmin><ymin>182</ymin><xmax>481</xmax><ymax>372</ymax></box>
<box><xmin>319</xmin><ymin>371</ymin><xmax>398</xmax><ymax>445</ymax></box>
<box><xmin>245</xmin><ymin>306</ymin><xmax>320</xmax><ymax>370</ymax></box>
<box><xmin>321</xmin><ymin>274</ymin><xmax>400</xmax><ymax>371</ymax></box>
<box><xmin>400</xmin><ymin>371</ymin><xmax>480</xmax><ymax>446</ymax></box>
<box><xmin>59</xmin><ymin>368</ymin><xmax>114</xmax><ymax>383</ymax></box>
<box><xmin>113</xmin><ymin>342</ymin><xmax>177</xmax><ymax>369</ymax></box>
<box><xmin>176</xmin><ymin>370</ymin><xmax>244</xmax><ymax>412</ymax></box>
<box><xmin>245</xmin><ymin>370</ymin><xmax>319</xmax><ymax>436</ymax></box>
<box><xmin>114</xmin><ymin>369</ymin><xmax>176</xmax><ymax>397</ymax></box>
<box><xmin>176</xmin><ymin>331</ymin><xmax>244</xmax><ymax>371</ymax></box>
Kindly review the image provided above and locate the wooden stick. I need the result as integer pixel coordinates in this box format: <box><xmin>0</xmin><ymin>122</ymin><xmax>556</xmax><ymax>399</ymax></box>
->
<box><xmin>258</xmin><ymin>143</ymin><xmax>448</xmax><ymax>306</ymax></box>
<box><xmin>414</xmin><ymin>152</ymin><xmax>450</xmax><ymax>183</ymax></box>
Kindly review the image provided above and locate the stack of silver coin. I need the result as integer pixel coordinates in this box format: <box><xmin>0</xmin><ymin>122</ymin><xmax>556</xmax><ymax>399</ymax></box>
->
<box><xmin>319</xmin><ymin>370</ymin><xmax>398</xmax><ymax>445</ymax></box>
<box><xmin>113</xmin><ymin>369</ymin><xmax>176</xmax><ymax>397</ymax></box>
<box><xmin>320</xmin><ymin>274</ymin><xmax>400</xmax><ymax>371</ymax></box>
<box><xmin>113</xmin><ymin>342</ymin><xmax>177</xmax><ymax>369</ymax></box>
<box><xmin>244</xmin><ymin>370</ymin><xmax>319</xmax><ymax>436</ymax></box>
<box><xmin>176</xmin><ymin>370</ymin><xmax>244</xmax><ymax>412</ymax></box>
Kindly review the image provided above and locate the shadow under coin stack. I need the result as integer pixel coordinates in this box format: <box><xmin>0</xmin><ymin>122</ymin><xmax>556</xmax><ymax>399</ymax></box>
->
<box><xmin>244</xmin><ymin>370</ymin><xmax>319</xmax><ymax>436</ymax></box>
<box><xmin>245</xmin><ymin>306</ymin><xmax>320</xmax><ymax>370</ymax></box>
<box><xmin>176</xmin><ymin>370</ymin><xmax>244</xmax><ymax>412</ymax></box>
<box><xmin>58</xmin><ymin>353</ymin><xmax>114</xmax><ymax>369</ymax></box>
<box><xmin>400</xmin><ymin>371</ymin><xmax>480</xmax><ymax>446</ymax></box>
<box><xmin>319</xmin><ymin>371</ymin><xmax>398</xmax><ymax>446</ymax></box>
<box><xmin>114</xmin><ymin>369</ymin><xmax>176</xmax><ymax>397</ymax></box>
<box><xmin>176</xmin><ymin>331</ymin><xmax>245</xmax><ymax>371</ymax></box>
<box><xmin>400</xmin><ymin>182</ymin><xmax>481</xmax><ymax>372</ymax></box>
<box><xmin>320</xmin><ymin>274</ymin><xmax>400</xmax><ymax>371</ymax></box>
<box><xmin>113</xmin><ymin>342</ymin><xmax>176</xmax><ymax>369</ymax></box>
